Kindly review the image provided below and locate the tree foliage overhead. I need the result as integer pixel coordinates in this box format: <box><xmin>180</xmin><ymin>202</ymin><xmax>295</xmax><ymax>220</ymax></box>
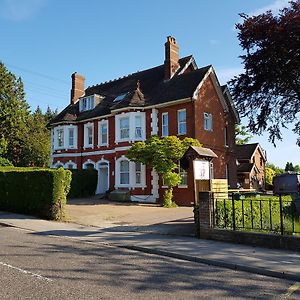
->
<box><xmin>127</xmin><ymin>135</ymin><xmax>201</xmax><ymax>207</ymax></box>
<box><xmin>230</xmin><ymin>1</ymin><xmax>300</xmax><ymax>145</ymax></box>
<box><xmin>235</xmin><ymin>124</ymin><xmax>253</xmax><ymax>145</ymax></box>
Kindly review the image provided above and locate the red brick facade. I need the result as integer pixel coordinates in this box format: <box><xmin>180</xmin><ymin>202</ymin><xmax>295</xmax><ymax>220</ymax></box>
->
<box><xmin>50</xmin><ymin>37</ymin><xmax>238</xmax><ymax>206</ymax></box>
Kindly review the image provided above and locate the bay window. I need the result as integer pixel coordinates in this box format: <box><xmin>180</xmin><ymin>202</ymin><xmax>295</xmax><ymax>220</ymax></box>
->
<box><xmin>115</xmin><ymin>112</ymin><xmax>146</xmax><ymax>142</ymax></box>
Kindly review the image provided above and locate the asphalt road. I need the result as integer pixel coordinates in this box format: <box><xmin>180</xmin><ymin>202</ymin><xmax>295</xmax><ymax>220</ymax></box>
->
<box><xmin>0</xmin><ymin>225</ymin><xmax>299</xmax><ymax>300</ymax></box>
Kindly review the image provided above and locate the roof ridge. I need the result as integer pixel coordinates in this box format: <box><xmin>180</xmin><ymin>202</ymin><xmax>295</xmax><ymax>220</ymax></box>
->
<box><xmin>86</xmin><ymin>55</ymin><xmax>194</xmax><ymax>90</ymax></box>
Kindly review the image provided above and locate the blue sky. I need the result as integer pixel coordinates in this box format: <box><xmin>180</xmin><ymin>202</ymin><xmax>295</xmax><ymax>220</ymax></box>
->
<box><xmin>0</xmin><ymin>0</ymin><xmax>298</xmax><ymax>167</ymax></box>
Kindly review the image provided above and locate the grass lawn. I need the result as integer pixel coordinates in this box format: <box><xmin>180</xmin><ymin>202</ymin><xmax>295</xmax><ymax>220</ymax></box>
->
<box><xmin>214</xmin><ymin>194</ymin><xmax>300</xmax><ymax>236</ymax></box>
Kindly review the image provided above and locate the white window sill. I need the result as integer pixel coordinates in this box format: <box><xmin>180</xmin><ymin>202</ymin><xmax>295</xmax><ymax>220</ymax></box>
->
<box><xmin>98</xmin><ymin>143</ymin><xmax>108</xmax><ymax>147</ymax></box>
<box><xmin>178</xmin><ymin>185</ymin><xmax>188</xmax><ymax>188</ymax></box>
<box><xmin>177</xmin><ymin>132</ymin><xmax>186</xmax><ymax>136</ymax></box>
<box><xmin>134</xmin><ymin>185</ymin><xmax>147</xmax><ymax>188</ymax></box>
<box><xmin>115</xmin><ymin>184</ymin><xmax>130</xmax><ymax>188</ymax></box>
<box><xmin>84</xmin><ymin>145</ymin><xmax>94</xmax><ymax>149</ymax></box>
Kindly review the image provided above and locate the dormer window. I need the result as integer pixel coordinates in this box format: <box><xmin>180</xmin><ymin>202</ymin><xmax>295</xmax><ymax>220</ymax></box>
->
<box><xmin>79</xmin><ymin>95</ymin><xmax>95</xmax><ymax>112</ymax></box>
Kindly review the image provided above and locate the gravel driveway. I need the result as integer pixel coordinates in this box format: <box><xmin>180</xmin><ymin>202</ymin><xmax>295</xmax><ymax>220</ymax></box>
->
<box><xmin>66</xmin><ymin>197</ymin><xmax>194</xmax><ymax>236</ymax></box>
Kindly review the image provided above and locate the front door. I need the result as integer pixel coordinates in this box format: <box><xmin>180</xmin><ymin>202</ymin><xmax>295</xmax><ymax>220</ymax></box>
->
<box><xmin>97</xmin><ymin>162</ymin><xmax>109</xmax><ymax>194</ymax></box>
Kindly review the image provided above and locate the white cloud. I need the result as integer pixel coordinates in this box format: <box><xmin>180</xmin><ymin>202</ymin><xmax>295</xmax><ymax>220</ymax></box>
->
<box><xmin>248</xmin><ymin>0</ymin><xmax>290</xmax><ymax>17</ymax></box>
<box><xmin>0</xmin><ymin>0</ymin><xmax>46</xmax><ymax>21</ymax></box>
<box><xmin>215</xmin><ymin>67</ymin><xmax>244</xmax><ymax>85</ymax></box>
<box><xmin>234</xmin><ymin>0</ymin><xmax>290</xmax><ymax>29</ymax></box>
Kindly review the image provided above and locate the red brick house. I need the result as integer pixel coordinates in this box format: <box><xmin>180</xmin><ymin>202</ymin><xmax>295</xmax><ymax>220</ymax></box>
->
<box><xmin>236</xmin><ymin>143</ymin><xmax>267</xmax><ymax>190</ymax></box>
<box><xmin>49</xmin><ymin>36</ymin><xmax>239</xmax><ymax>205</ymax></box>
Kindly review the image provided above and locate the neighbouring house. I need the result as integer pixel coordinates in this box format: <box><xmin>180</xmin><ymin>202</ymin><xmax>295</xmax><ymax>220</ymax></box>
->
<box><xmin>236</xmin><ymin>143</ymin><xmax>267</xmax><ymax>190</ymax></box>
<box><xmin>49</xmin><ymin>36</ymin><xmax>239</xmax><ymax>206</ymax></box>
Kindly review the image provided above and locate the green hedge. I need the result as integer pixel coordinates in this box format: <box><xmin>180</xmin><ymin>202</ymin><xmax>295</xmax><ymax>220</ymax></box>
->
<box><xmin>0</xmin><ymin>157</ymin><xmax>13</xmax><ymax>167</ymax></box>
<box><xmin>0</xmin><ymin>167</ymin><xmax>71</xmax><ymax>220</ymax></box>
<box><xmin>68</xmin><ymin>169</ymin><xmax>97</xmax><ymax>198</ymax></box>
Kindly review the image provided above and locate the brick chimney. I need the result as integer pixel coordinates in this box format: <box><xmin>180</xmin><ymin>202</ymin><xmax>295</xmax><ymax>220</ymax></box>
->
<box><xmin>70</xmin><ymin>72</ymin><xmax>85</xmax><ymax>104</ymax></box>
<box><xmin>164</xmin><ymin>36</ymin><xmax>179</xmax><ymax>80</ymax></box>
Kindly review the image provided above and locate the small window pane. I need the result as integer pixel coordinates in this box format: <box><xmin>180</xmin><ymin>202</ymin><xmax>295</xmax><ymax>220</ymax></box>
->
<box><xmin>179</xmin><ymin>163</ymin><xmax>188</xmax><ymax>186</ymax></box>
<box><xmin>120</xmin><ymin>117</ymin><xmax>129</xmax><ymax>139</ymax></box>
<box><xmin>58</xmin><ymin>129</ymin><xmax>64</xmax><ymax>147</ymax></box>
<box><xmin>120</xmin><ymin>160</ymin><xmax>129</xmax><ymax>184</ymax></box>
<box><xmin>204</xmin><ymin>113</ymin><xmax>213</xmax><ymax>131</ymax></box>
<box><xmin>135</xmin><ymin>162</ymin><xmax>142</xmax><ymax>184</ymax></box>
<box><xmin>162</xmin><ymin>113</ymin><xmax>169</xmax><ymax>136</ymax></box>
<box><xmin>135</xmin><ymin>116</ymin><xmax>142</xmax><ymax>138</ymax></box>
<box><xmin>69</xmin><ymin>128</ymin><xmax>74</xmax><ymax>147</ymax></box>
<box><xmin>178</xmin><ymin>110</ymin><xmax>186</xmax><ymax>135</ymax></box>
<box><xmin>101</xmin><ymin>123</ymin><xmax>108</xmax><ymax>144</ymax></box>
<box><xmin>87</xmin><ymin>127</ymin><xmax>93</xmax><ymax>145</ymax></box>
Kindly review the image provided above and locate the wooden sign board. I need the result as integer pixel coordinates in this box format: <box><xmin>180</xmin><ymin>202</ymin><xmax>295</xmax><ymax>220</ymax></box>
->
<box><xmin>211</xmin><ymin>179</ymin><xmax>228</xmax><ymax>200</ymax></box>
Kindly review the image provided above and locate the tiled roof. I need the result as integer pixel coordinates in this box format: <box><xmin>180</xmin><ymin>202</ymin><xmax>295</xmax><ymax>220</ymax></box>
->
<box><xmin>235</xmin><ymin>143</ymin><xmax>259</xmax><ymax>160</ymax></box>
<box><xmin>49</xmin><ymin>56</ymin><xmax>211</xmax><ymax>125</ymax></box>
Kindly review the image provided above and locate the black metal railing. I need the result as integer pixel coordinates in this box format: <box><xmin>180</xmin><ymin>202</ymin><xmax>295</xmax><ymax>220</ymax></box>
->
<box><xmin>212</xmin><ymin>194</ymin><xmax>300</xmax><ymax>236</ymax></box>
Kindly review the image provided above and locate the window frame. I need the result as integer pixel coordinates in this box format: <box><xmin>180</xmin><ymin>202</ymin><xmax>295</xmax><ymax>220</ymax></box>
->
<box><xmin>178</xmin><ymin>161</ymin><xmax>188</xmax><ymax>188</ymax></box>
<box><xmin>68</xmin><ymin>128</ymin><xmax>74</xmax><ymax>148</ymax></box>
<box><xmin>119</xmin><ymin>159</ymin><xmax>130</xmax><ymax>185</ymax></box>
<box><xmin>115</xmin><ymin>112</ymin><xmax>146</xmax><ymax>143</ymax></box>
<box><xmin>120</xmin><ymin>116</ymin><xmax>130</xmax><ymax>140</ymax></box>
<box><xmin>84</xmin><ymin>123</ymin><xmax>94</xmax><ymax>148</ymax></box>
<box><xmin>135</xmin><ymin>115</ymin><xmax>142</xmax><ymax>139</ymax></box>
<box><xmin>57</xmin><ymin>128</ymin><xmax>64</xmax><ymax>148</ymax></box>
<box><xmin>161</xmin><ymin>112</ymin><xmax>169</xmax><ymax>137</ymax></box>
<box><xmin>79</xmin><ymin>95</ymin><xmax>95</xmax><ymax>112</ymax></box>
<box><xmin>177</xmin><ymin>109</ymin><xmax>187</xmax><ymax>135</ymax></box>
<box><xmin>204</xmin><ymin>112</ymin><xmax>213</xmax><ymax>131</ymax></box>
<box><xmin>98</xmin><ymin>120</ymin><xmax>108</xmax><ymax>146</ymax></box>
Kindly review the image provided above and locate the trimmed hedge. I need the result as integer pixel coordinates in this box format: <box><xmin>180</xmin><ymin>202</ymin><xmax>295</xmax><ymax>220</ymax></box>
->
<box><xmin>68</xmin><ymin>169</ymin><xmax>97</xmax><ymax>198</ymax></box>
<box><xmin>0</xmin><ymin>167</ymin><xmax>71</xmax><ymax>220</ymax></box>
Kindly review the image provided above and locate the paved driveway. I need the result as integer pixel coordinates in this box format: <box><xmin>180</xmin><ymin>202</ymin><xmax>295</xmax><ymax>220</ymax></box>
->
<box><xmin>66</xmin><ymin>197</ymin><xmax>194</xmax><ymax>236</ymax></box>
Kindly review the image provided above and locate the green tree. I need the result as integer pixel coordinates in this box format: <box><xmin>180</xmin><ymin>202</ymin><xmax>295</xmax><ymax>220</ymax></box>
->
<box><xmin>22</xmin><ymin>106</ymin><xmax>51</xmax><ymax>167</ymax></box>
<box><xmin>285</xmin><ymin>162</ymin><xmax>295</xmax><ymax>172</ymax></box>
<box><xmin>230</xmin><ymin>1</ymin><xmax>300</xmax><ymax>145</ymax></box>
<box><xmin>44</xmin><ymin>105</ymin><xmax>58</xmax><ymax>122</ymax></box>
<box><xmin>127</xmin><ymin>135</ymin><xmax>201</xmax><ymax>207</ymax></box>
<box><xmin>265</xmin><ymin>167</ymin><xmax>276</xmax><ymax>187</ymax></box>
<box><xmin>265</xmin><ymin>163</ymin><xmax>284</xmax><ymax>187</ymax></box>
<box><xmin>0</xmin><ymin>62</ymin><xmax>30</xmax><ymax>166</ymax></box>
<box><xmin>235</xmin><ymin>124</ymin><xmax>252</xmax><ymax>145</ymax></box>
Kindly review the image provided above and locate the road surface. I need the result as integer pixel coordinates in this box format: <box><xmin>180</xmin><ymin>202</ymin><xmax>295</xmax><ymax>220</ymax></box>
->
<box><xmin>0</xmin><ymin>225</ymin><xmax>299</xmax><ymax>299</ymax></box>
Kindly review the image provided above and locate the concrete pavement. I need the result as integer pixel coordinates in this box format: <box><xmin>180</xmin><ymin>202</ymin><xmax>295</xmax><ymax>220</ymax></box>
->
<box><xmin>1</xmin><ymin>211</ymin><xmax>300</xmax><ymax>282</ymax></box>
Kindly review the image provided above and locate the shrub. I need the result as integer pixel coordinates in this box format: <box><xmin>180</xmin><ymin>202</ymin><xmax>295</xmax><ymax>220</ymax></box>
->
<box><xmin>0</xmin><ymin>157</ymin><xmax>13</xmax><ymax>167</ymax></box>
<box><xmin>68</xmin><ymin>169</ymin><xmax>97</xmax><ymax>198</ymax></box>
<box><xmin>0</xmin><ymin>167</ymin><xmax>71</xmax><ymax>220</ymax></box>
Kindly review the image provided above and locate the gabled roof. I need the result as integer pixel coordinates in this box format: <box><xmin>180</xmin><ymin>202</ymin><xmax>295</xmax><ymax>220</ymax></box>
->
<box><xmin>235</xmin><ymin>143</ymin><xmax>266</xmax><ymax>162</ymax></box>
<box><xmin>221</xmin><ymin>85</ymin><xmax>240</xmax><ymax>124</ymax></box>
<box><xmin>49</xmin><ymin>56</ymin><xmax>213</xmax><ymax>125</ymax></box>
<box><xmin>237</xmin><ymin>163</ymin><xmax>254</xmax><ymax>173</ymax></box>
